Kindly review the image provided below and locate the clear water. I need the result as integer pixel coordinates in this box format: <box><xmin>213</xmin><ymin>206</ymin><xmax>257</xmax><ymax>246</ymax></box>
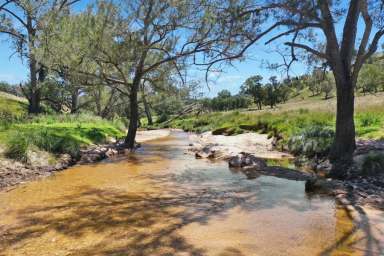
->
<box><xmin>0</xmin><ymin>132</ymin><xmax>382</xmax><ymax>255</ymax></box>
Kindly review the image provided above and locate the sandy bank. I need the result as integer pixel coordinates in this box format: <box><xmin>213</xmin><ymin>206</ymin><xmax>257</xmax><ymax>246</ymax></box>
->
<box><xmin>189</xmin><ymin>131</ymin><xmax>292</xmax><ymax>160</ymax></box>
<box><xmin>136</xmin><ymin>129</ymin><xmax>171</xmax><ymax>143</ymax></box>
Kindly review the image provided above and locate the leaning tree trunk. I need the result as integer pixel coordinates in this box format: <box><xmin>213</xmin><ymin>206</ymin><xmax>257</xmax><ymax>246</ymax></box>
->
<box><xmin>142</xmin><ymin>93</ymin><xmax>153</xmax><ymax>125</ymax></box>
<box><xmin>125</xmin><ymin>80</ymin><xmax>140</xmax><ymax>149</ymax></box>
<box><xmin>329</xmin><ymin>76</ymin><xmax>356</xmax><ymax>178</ymax></box>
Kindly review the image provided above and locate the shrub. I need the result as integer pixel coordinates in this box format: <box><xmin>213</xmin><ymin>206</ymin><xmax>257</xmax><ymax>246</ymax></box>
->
<box><xmin>87</xmin><ymin>128</ymin><xmax>107</xmax><ymax>144</ymax></box>
<box><xmin>288</xmin><ymin>126</ymin><xmax>334</xmax><ymax>158</ymax></box>
<box><xmin>5</xmin><ymin>133</ymin><xmax>29</xmax><ymax>162</ymax></box>
<box><xmin>193</xmin><ymin>118</ymin><xmax>210</xmax><ymax>128</ymax></box>
<box><xmin>361</xmin><ymin>152</ymin><xmax>384</xmax><ymax>176</ymax></box>
<box><xmin>157</xmin><ymin>113</ymin><xmax>169</xmax><ymax>123</ymax></box>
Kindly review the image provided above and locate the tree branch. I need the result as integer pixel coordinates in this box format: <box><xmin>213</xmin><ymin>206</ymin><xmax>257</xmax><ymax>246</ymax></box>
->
<box><xmin>284</xmin><ymin>42</ymin><xmax>327</xmax><ymax>59</ymax></box>
<box><xmin>0</xmin><ymin>7</ymin><xmax>28</xmax><ymax>28</ymax></box>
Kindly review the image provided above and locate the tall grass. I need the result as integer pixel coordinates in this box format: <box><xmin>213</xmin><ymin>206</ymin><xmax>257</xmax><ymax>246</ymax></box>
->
<box><xmin>5</xmin><ymin>133</ymin><xmax>29</xmax><ymax>163</ymax></box>
<box><xmin>1</xmin><ymin>113</ymin><xmax>126</xmax><ymax>162</ymax></box>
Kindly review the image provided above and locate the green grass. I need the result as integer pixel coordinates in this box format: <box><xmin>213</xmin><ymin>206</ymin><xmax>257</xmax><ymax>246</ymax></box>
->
<box><xmin>0</xmin><ymin>93</ymin><xmax>126</xmax><ymax>160</ymax></box>
<box><xmin>0</xmin><ymin>92</ymin><xmax>28</xmax><ymax>126</ymax></box>
<box><xmin>162</xmin><ymin>95</ymin><xmax>384</xmax><ymax>152</ymax></box>
<box><xmin>168</xmin><ymin>110</ymin><xmax>335</xmax><ymax>142</ymax></box>
<box><xmin>0</xmin><ymin>112</ymin><xmax>125</xmax><ymax>161</ymax></box>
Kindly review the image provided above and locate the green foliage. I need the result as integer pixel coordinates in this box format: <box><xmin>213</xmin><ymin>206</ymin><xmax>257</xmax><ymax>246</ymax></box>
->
<box><xmin>358</xmin><ymin>113</ymin><xmax>381</xmax><ymax>127</ymax></box>
<box><xmin>157</xmin><ymin>113</ymin><xmax>169</xmax><ymax>123</ymax></box>
<box><xmin>241</xmin><ymin>75</ymin><xmax>264</xmax><ymax>109</ymax></box>
<box><xmin>5</xmin><ymin>133</ymin><xmax>29</xmax><ymax>163</ymax></box>
<box><xmin>200</xmin><ymin>91</ymin><xmax>252</xmax><ymax>111</ymax></box>
<box><xmin>361</xmin><ymin>152</ymin><xmax>384</xmax><ymax>176</ymax></box>
<box><xmin>0</xmin><ymin>82</ymin><xmax>22</xmax><ymax>97</ymax></box>
<box><xmin>288</xmin><ymin>126</ymin><xmax>334</xmax><ymax>158</ymax></box>
<box><xmin>1</xmin><ymin>113</ymin><xmax>125</xmax><ymax>160</ymax></box>
<box><xmin>358</xmin><ymin>64</ymin><xmax>384</xmax><ymax>94</ymax></box>
<box><xmin>355</xmin><ymin>111</ymin><xmax>384</xmax><ymax>138</ymax></box>
<box><xmin>0</xmin><ymin>93</ymin><xmax>28</xmax><ymax>130</ymax></box>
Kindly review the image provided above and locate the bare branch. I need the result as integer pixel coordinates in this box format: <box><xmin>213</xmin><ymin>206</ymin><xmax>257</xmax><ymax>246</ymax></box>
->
<box><xmin>0</xmin><ymin>28</ymin><xmax>26</xmax><ymax>42</ymax></box>
<box><xmin>0</xmin><ymin>7</ymin><xmax>28</xmax><ymax>28</ymax></box>
<box><xmin>284</xmin><ymin>42</ymin><xmax>327</xmax><ymax>59</ymax></box>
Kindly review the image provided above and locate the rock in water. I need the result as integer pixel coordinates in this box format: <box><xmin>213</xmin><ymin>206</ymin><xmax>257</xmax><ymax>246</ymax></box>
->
<box><xmin>228</xmin><ymin>153</ymin><xmax>267</xmax><ymax>170</ymax></box>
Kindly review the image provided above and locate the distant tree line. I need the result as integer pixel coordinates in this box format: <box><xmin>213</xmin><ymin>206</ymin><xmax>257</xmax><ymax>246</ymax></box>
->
<box><xmin>199</xmin><ymin>90</ymin><xmax>252</xmax><ymax>111</ymax></box>
<box><xmin>197</xmin><ymin>53</ymin><xmax>384</xmax><ymax>113</ymax></box>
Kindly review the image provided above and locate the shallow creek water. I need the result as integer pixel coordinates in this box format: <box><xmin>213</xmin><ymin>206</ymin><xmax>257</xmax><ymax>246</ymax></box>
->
<box><xmin>0</xmin><ymin>132</ymin><xmax>383</xmax><ymax>256</ymax></box>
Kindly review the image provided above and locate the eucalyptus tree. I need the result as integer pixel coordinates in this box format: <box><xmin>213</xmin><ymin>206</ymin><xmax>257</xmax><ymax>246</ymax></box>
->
<box><xmin>0</xmin><ymin>0</ymin><xmax>80</xmax><ymax>113</ymax></box>
<box><xmin>241</xmin><ymin>75</ymin><xmax>264</xmax><ymax>110</ymax></box>
<box><xmin>59</xmin><ymin>0</ymin><xmax>261</xmax><ymax>148</ymax></box>
<box><xmin>233</xmin><ymin>0</ymin><xmax>384</xmax><ymax>175</ymax></box>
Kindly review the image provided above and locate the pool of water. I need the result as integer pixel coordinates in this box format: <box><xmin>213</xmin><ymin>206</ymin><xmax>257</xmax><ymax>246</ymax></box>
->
<box><xmin>0</xmin><ymin>132</ymin><xmax>382</xmax><ymax>255</ymax></box>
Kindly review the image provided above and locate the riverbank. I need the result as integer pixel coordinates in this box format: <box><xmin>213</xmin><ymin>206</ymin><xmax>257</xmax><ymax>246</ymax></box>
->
<box><xmin>188</xmin><ymin>130</ymin><xmax>384</xmax><ymax>210</ymax></box>
<box><xmin>0</xmin><ymin>129</ymin><xmax>171</xmax><ymax>191</ymax></box>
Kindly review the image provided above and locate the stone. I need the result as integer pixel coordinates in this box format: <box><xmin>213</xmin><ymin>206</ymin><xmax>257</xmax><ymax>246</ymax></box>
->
<box><xmin>228</xmin><ymin>153</ymin><xmax>267</xmax><ymax>170</ymax></box>
<box><xmin>105</xmin><ymin>148</ymin><xmax>118</xmax><ymax>158</ymax></box>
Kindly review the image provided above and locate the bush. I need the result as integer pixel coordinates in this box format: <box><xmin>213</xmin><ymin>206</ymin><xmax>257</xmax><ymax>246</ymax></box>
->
<box><xmin>157</xmin><ymin>113</ymin><xmax>169</xmax><ymax>123</ymax></box>
<box><xmin>5</xmin><ymin>133</ymin><xmax>29</xmax><ymax>162</ymax></box>
<box><xmin>288</xmin><ymin>126</ymin><xmax>334</xmax><ymax>158</ymax></box>
<box><xmin>361</xmin><ymin>152</ymin><xmax>384</xmax><ymax>176</ymax></box>
<box><xmin>87</xmin><ymin>128</ymin><xmax>107</xmax><ymax>144</ymax></box>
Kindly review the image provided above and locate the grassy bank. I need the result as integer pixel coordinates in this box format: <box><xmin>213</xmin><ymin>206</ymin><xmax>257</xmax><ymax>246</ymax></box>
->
<box><xmin>0</xmin><ymin>93</ymin><xmax>125</xmax><ymax>162</ymax></box>
<box><xmin>160</xmin><ymin>93</ymin><xmax>384</xmax><ymax>158</ymax></box>
<box><xmin>168</xmin><ymin>107</ymin><xmax>384</xmax><ymax>140</ymax></box>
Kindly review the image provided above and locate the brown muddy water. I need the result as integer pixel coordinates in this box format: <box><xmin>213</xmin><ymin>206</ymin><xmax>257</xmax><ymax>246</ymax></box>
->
<box><xmin>0</xmin><ymin>132</ymin><xmax>383</xmax><ymax>256</ymax></box>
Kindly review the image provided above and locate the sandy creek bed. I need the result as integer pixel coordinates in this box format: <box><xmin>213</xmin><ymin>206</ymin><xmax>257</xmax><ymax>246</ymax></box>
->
<box><xmin>0</xmin><ymin>131</ymin><xmax>383</xmax><ymax>255</ymax></box>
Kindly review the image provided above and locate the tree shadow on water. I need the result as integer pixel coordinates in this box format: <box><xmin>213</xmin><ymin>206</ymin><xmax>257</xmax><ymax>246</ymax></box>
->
<box><xmin>1</xmin><ymin>170</ymin><xmax>382</xmax><ymax>255</ymax></box>
<box><xmin>0</xmin><ymin>183</ymin><xmax>263</xmax><ymax>255</ymax></box>
<box><xmin>319</xmin><ymin>194</ymin><xmax>384</xmax><ymax>256</ymax></box>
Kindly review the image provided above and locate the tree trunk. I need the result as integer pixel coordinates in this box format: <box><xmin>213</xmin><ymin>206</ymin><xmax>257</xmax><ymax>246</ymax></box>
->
<box><xmin>28</xmin><ymin>56</ymin><xmax>41</xmax><ymax>114</ymax></box>
<box><xmin>94</xmin><ymin>86</ymin><xmax>102</xmax><ymax>116</ymax></box>
<box><xmin>142</xmin><ymin>93</ymin><xmax>153</xmax><ymax>125</ymax></box>
<box><xmin>26</xmin><ymin>15</ymin><xmax>41</xmax><ymax>114</ymax></box>
<box><xmin>329</xmin><ymin>77</ymin><xmax>356</xmax><ymax>178</ymax></box>
<box><xmin>70</xmin><ymin>87</ymin><xmax>79</xmax><ymax>113</ymax></box>
<box><xmin>125</xmin><ymin>80</ymin><xmax>140</xmax><ymax>149</ymax></box>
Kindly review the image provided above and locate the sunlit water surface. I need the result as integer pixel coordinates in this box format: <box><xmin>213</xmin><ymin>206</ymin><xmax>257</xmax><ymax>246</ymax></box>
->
<box><xmin>0</xmin><ymin>132</ymin><xmax>383</xmax><ymax>255</ymax></box>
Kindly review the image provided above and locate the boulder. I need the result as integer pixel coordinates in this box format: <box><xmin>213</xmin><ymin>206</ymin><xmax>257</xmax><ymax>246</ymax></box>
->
<box><xmin>228</xmin><ymin>153</ymin><xmax>267</xmax><ymax>170</ymax></box>
<box><xmin>105</xmin><ymin>148</ymin><xmax>118</xmax><ymax>158</ymax></box>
